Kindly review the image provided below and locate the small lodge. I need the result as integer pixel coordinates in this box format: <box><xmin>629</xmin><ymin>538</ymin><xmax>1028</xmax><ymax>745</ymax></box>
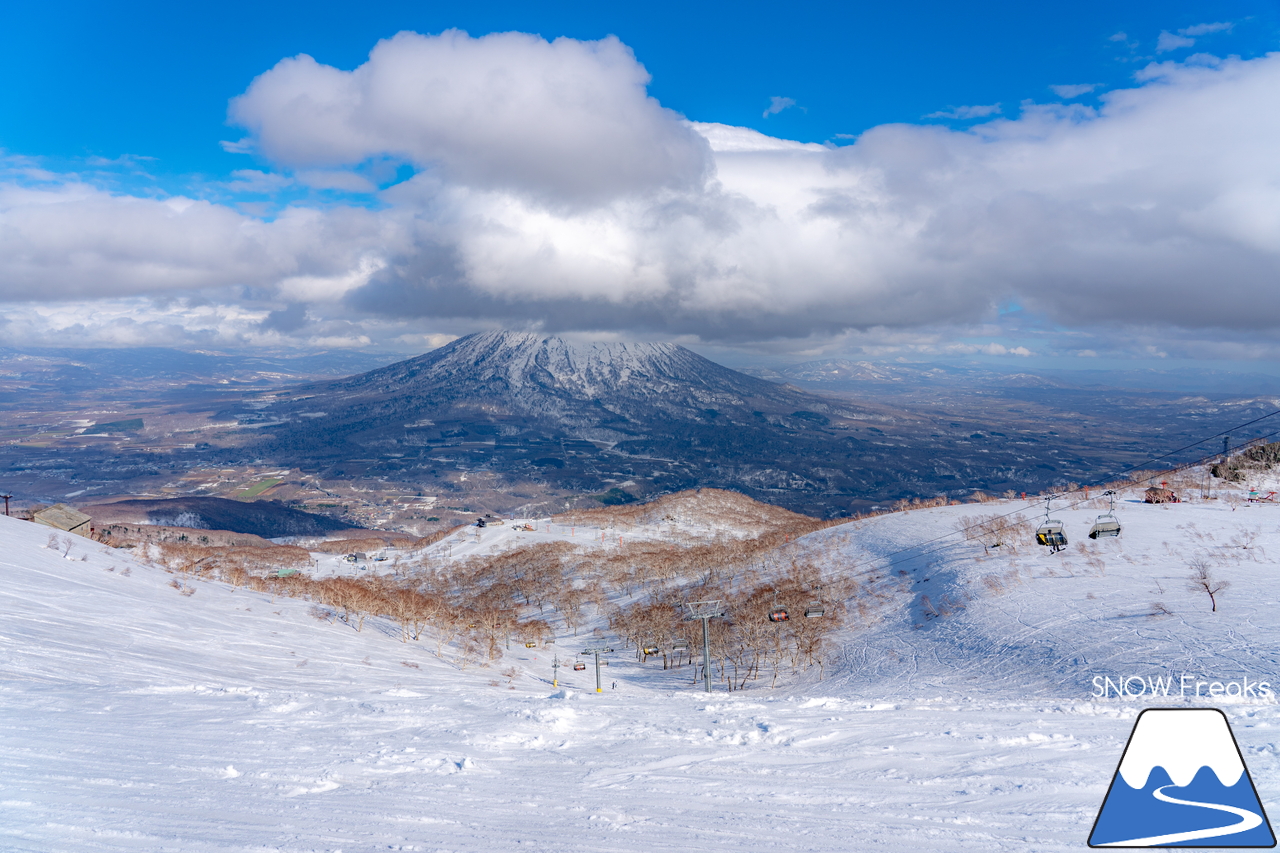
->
<box><xmin>32</xmin><ymin>503</ymin><xmax>93</xmax><ymax>537</ymax></box>
<box><xmin>1144</xmin><ymin>486</ymin><xmax>1180</xmax><ymax>504</ymax></box>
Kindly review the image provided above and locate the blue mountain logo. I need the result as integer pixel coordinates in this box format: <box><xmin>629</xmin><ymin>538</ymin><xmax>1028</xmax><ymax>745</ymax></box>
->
<box><xmin>1089</xmin><ymin>708</ymin><xmax>1276</xmax><ymax>847</ymax></box>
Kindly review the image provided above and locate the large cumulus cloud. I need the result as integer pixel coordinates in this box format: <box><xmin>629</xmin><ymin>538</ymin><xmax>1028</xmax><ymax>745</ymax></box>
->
<box><xmin>0</xmin><ymin>180</ymin><xmax>406</xmax><ymax>300</ymax></box>
<box><xmin>2</xmin><ymin>31</ymin><xmax>1280</xmax><ymax>356</ymax></box>
<box><xmin>227</xmin><ymin>30</ymin><xmax>712</xmax><ymax>206</ymax></box>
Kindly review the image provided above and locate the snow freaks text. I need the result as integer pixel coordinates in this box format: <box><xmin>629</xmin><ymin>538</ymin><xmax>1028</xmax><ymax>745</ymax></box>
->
<box><xmin>1091</xmin><ymin>674</ymin><xmax>1274</xmax><ymax>699</ymax></box>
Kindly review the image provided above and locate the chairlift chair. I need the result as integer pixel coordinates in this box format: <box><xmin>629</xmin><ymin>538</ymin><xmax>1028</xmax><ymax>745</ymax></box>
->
<box><xmin>804</xmin><ymin>602</ymin><xmax>825</xmax><ymax>618</ymax></box>
<box><xmin>672</xmin><ymin>639</ymin><xmax>690</xmax><ymax>652</ymax></box>
<box><xmin>1088</xmin><ymin>514</ymin><xmax>1121</xmax><ymax>539</ymax></box>
<box><xmin>524</xmin><ymin>641</ymin><xmax>537</xmax><ymax>648</ymax></box>
<box><xmin>642</xmin><ymin>645</ymin><xmax>661</xmax><ymax>656</ymax></box>
<box><xmin>573</xmin><ymin>662</ymin><xmax>587</xmax><ymax>671</ymax></box>
<box><xmin>1035</xmin><ymin>495</ymin><xmax>1068</xmax><ymax>553</ymax></box>
<box><xmin>1088</xmin><ymin>489</ymin><xmax>1121</xmax><ymax>539</ymax></box>
<box><xmin>768</xmin><ymin>606</ymin><xmax>790</xmax><ymax>623</ymax></box>
<box><xmin>1036</xmin><ymin>520</ymin><xmax>1068</xmax><ymax>550</ymax></box>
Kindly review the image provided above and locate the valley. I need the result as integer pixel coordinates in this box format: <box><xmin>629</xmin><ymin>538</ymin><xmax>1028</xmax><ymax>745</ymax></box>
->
<box><xmin>2</xmin><ymin>334</ymin><xmax>1278</xmax><ymax>525</ymax></box>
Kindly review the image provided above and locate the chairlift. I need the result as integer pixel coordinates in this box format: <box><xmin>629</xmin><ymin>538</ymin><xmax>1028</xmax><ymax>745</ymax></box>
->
<box><xmin>1088</xmin><ymin>490</ymin><xmax>1122</xmax><ymax>539</ymax></box>
<box><xmin>768</xmin><ymin>606</ymin><xmax>790</xmax><ymax>623</ymax></box>
<box><xmin>573</xmin><ymin>662</ymin><xmax>587</xmax><ymax>671</ymax></box>
<box><xmin>642</xmin><ymin>645</ymin><xmax>660</xmax><ymax>656</ymax></box>
<box><xmin>1035</xmin><ymin>495</ymin><xmax>1068</xmax><ymax>553</ymax></box>
<box><xmin>672</xmin><ymin>639</ymin><xmax>690</xmax><ymax>652</ymax></box>
<box><xmin>524</xmin><ymin>641</ymin><xmax>537</xmax><ymax>648</ymax></box>
<box><xmin>1088</xmin><ymin>516</ymin><xmax>1121</xmax><ymax>539</ymax></box>
<box><xmin>803</xmin><ymin>586</ymin><xmax>825</xmax><ymax>618</ymax></box>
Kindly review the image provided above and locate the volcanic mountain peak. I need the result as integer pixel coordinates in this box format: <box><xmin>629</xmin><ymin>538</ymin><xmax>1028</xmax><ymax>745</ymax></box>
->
<box><xmin>427</xmin><ymin>331</ymin><xmax>692</xmax><ymax>392</ymax></box>
<box><xmin>310</xmin><ymin>330</ymin><xmax>782</xmax><ymax>406</ymax></box>
<box><xmin>247</xmin><ymin>331</ymin><xmax>913</xmax><ymax>517</ymax></box>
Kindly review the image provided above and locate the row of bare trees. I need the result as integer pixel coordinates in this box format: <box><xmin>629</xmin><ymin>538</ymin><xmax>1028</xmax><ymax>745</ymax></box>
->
<box><xmin>147</xmin><ymin>539</ymin><xmax>572</xmax><ymax>666</ymax></box>
<box><xmin>609</xmin><ymin>564</ymin><xmax>862</xmax><ymax>689</ymax></box>
<box><xmin>143</xmin><ymin>509</ymin><xmax>885</xmax><ymax>686</ymax></box>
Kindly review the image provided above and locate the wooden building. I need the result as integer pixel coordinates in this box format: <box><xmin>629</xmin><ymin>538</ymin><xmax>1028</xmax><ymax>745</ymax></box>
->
<box><xmin>33</xmin><ymin>503</ymin><xmax>93</xmax><ymax>537</ymax></box>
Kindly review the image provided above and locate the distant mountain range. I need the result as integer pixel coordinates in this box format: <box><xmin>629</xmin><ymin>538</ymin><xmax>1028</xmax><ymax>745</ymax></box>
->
<box><xmin>0</xmin><ymin>346</ymin><xmax>401</xmax><ymax>408</ymax></box>
<box><xmin>744</xmin><ymin>358</ymin><xmax>1280</xmax><ymax>396</ymax></box>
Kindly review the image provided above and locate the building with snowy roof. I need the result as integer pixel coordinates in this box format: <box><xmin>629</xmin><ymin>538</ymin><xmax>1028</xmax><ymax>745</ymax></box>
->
<box><xmin>32</xmin><ymin>504</ymin><xmax>92</xmax><ymax>537</ymax></box>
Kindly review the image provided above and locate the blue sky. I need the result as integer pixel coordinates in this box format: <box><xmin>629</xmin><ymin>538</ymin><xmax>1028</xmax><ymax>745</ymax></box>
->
<box><xmin>2</xmin><ymin>1</ymin><xmax>1280</xmax><ymax>369</ymax></box>
<box><xmin>6</xmin><ymin>1</ymin><xmax>1275</xmax><ymax>178</ymax></box>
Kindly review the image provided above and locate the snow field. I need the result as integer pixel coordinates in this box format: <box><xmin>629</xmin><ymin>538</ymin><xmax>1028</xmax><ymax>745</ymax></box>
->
<box><xmin>5</xmin><ymin>481</ymin><xmax>1280</xmax><ymax>851</ymax></box>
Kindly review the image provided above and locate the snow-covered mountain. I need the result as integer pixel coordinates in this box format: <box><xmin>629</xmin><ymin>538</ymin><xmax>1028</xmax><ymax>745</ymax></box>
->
<box><xmin>273</xmin><ymin>330</ymin><xmax>849</xmax><ymax>425</ymax></box>
<box><xmin>246</xmin><ymin>332</ymin><xmax>938</xmax><ymax>516</ymax></box>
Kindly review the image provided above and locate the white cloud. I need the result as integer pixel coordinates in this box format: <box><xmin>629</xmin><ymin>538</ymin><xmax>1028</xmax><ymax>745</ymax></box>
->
<box><xmin>228</xmin><ymin>30</ymin><xmax>711</xmax><ymax>206</ymax></box>
<box><xmin>944</xmin><ymin>342</ymin><xmax>1034</xmax><ymax>357</ymax></box>
<box><xmin>1180</xmin><ymin>22</ymin><xmax>1233</xmax><ymax>37</ymax></box>
<box><xmin>1109</xmin><ymin>32</ymin><xmax>1128</xmax><ymax>42</ymax></box>
<box><xmin>219</xmin><ymin>138</ymin><xmax>254</xmax><ymax>154</ymax></box>
<box><xmin>226</xmin><ymin>169</ymin><xmax>293</xmax><ymax>193</ymax></box>
<box><xmin>1050</xmin><ymin>83</ymin><xmax>1098</xmax><ymax>99</ymax></box>
<box><xmin>5</xmin><ymin>38</ymin><xmax>1280</xmax><ymax>361</ymax></box>
<box><xmin>1154</xmin><ymin>22</ymin><xmax>1235</xmax><ymax>55</ymax></box>
<box><xmin>925</xmin><ymin>103</ymin><xmax>1002</xmax><ymax>120</ymax></box>
<box><xmin>689</xmin><ymin>122</ymin><xmax>825</xmax><ymax>153</ymax></box>
<box><xmin>1157</xmin><ymin>31</ymin><xmax>1197</xmax><ymax>52</ymax></box>
<box><xmin>763</xmin><ymin>96</ymin><xmax>796</xmax><ymax>117</ymax></box>
<box><xmin>0</xmin><ymin>179</ymin><xmax>407</xmax><ymax>301</ymax></box>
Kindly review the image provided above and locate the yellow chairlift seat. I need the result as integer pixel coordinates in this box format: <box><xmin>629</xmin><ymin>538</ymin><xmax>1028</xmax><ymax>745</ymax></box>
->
<box><xmin>1036</xmin><ymin>520</ymin><xmax>1067</xmax><ymax>549</ymax></box>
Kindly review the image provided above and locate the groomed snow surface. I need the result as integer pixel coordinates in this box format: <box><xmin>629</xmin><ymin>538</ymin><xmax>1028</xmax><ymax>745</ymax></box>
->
<box><xmin>5</xmin><ymin>484</ymin><xmax>1280</xmax><ymax>851</ymax></box>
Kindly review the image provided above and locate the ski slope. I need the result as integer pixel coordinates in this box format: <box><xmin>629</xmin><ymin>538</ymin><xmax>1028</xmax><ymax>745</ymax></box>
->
<box><xmin>4</xmin><ymin>483</ymin><xmax>1280</xmax><ymax>852</ymax></box>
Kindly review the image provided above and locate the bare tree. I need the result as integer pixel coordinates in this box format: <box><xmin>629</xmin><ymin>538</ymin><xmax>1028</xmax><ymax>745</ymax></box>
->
<box><xmin>1187</xmin><ymin>557</ymin><xmax>1231</xmax><ymax>612</ymax></box>
<box><xmin>955</xmin><ymin>513</ymin><xmax>1030</xmax><ymax>555</ymax></box>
